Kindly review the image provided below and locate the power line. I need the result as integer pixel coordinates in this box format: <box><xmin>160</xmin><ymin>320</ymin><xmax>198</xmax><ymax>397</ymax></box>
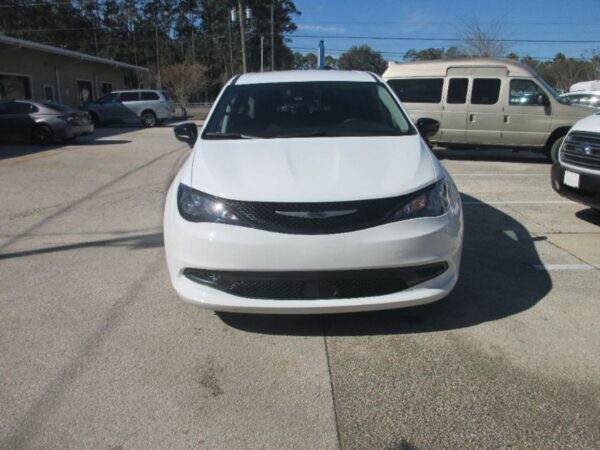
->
<box><xmin>288</xmin><ymin>46</ymin><xmax>587</xmax><ymax>61</ymax></box>
<box><xmin>290</xmin><ymin>34</ymin><xmax>600</xmax><ymax>45</ymax></box>
<box><xmin>0</xmin><ymin>1</ymin><xmax>73</xmax><ymax>7</ymax></box>
<box><xmin>297</xmin><ymin>20</ymin><xmax>600</xmax><ymax>26</ymax></box>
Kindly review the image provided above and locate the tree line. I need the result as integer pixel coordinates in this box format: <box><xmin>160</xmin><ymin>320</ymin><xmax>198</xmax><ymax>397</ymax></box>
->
<box><xmin>2</xmin><ymin>6</ymin><xmax>598</xmax><ymax>100</ymax></box>
<box><xmin>0</xmin><ymin>0</ymin><xmax>301</xmax><ymax>100</ymax></box>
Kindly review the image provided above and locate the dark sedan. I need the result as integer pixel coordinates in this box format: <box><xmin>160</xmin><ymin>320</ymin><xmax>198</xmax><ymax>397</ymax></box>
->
<box><xmin>0</xmin><ymin>100</ymin><xmax>94</xmax><ymax>145</ymax></box>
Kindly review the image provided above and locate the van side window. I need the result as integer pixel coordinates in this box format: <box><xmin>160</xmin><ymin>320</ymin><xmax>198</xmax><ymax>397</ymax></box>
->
<box><xmin>509</xmin><ymin>79</ymin><xmax>544</xmax><ymax>106</ymax></box>
<box><xmin>471</xmin><ymin>79</ymin><xmax>501</xmax><ymax>105</ymax></box>
<box><xmin>141</xmin><ymin>91</ymin><xmax>160</xmax><ymax>101</ymax></box>
<box><xmin>387</xmin><ymin>78</ymin><xmax>443</xmax><ymax>103</ymax></box>
<box><xmin>119</xmin><ymin>92</ymin><xmax>140</xmax><ymax>102</ymax></box>
<box><xmin>447</xmin><ymin>78</ymin><xmax>468</xmax><ymax>104</ymax></box>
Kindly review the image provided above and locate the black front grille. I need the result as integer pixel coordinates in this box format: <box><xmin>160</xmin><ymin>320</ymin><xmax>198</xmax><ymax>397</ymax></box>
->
<box><xmin>218</xmin><ymin>189</ymin><xmax>426</xmax><ymax>235</ymax></box>
<box><xmin>561</xmin><ymin>132</ymin><xmax>600</xmax><ymax>170</ymax></box>
<box><xmin>183</xmin><ymin>263</ymin><xmax>448</xmax><ymax>300</ymax></box>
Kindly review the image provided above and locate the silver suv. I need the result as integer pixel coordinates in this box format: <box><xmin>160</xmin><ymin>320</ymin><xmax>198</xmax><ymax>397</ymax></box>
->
<box><xmin>82</xmin><ymin>90</ymin><xmax>175</xmax><ymax>127</ymax></box>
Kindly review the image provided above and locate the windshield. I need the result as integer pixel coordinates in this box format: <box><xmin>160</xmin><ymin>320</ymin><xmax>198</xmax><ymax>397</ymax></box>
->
<box><xmin>202</xmin><ymin>81</ymin><xmax>414</xmax><ymax>139</ymax></box>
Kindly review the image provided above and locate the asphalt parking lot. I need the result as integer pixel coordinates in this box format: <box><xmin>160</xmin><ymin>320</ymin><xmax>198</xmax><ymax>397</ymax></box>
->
<box><xmin>1</xmin><ymin>126</ymin><xmax>599</xmax><ymax>449</ymax></box>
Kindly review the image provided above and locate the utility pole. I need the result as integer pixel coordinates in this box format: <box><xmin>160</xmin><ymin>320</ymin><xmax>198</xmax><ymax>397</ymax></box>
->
<box><xmin>155</xmin><ymin>21</ymin><xmax>162</xmax><ymax>89</ymax></box>
<box><xmin>270</xmin><ymin>3</ymin><xmax>275</xmax><ymax>71</ymax></box>
<box><xmin>260</xmin><ymin>35</ymin><xmax>264</xmax><ymax>72</ymax></box>
<box><xmin>191</xmin><ymin>24</ymin><xmax>195</xmax><ymax>65</ymax></box>
<box><xmin>238</xmin><ymin>0</ymin><xmax>247</xmax><ymax>73</ymax></box>
<box><xmin>227</xmin><ymin>14</ymin><xmax>234</xmax><ymax>75</ymax></box>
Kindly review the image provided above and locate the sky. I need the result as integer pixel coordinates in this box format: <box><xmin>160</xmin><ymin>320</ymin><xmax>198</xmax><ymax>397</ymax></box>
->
<box><xmin>288</xmin><ymin>0</ymin><xmax>600</xmax><ymax>61</ymax></box>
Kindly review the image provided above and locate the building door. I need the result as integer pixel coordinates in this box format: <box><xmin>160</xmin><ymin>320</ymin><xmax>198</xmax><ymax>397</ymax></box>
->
<box><xmin>44</xmin><ymin>85</ymin><xmax>55</xmax><ymax>102</ymax></box>
<box><xmin>77</xmin><ymin>80</ymin><xmax>93</xmax><ymax>106</ymax></box>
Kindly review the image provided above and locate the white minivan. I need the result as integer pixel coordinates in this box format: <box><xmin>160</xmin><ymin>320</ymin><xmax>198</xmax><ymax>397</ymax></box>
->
<box><xmin>82</xmin><ymin>89</ymin><xmax>175</xmax><ymax>127</ymax></box>
<box><xmin>164</xmin><ymin>70</ymin><xmax>463</xmax><ymax>314</ymax></box>
<box><xmin>383</xmin><ymin>58</ymin><xmax>593</xmax><ymax>161</ymax></box>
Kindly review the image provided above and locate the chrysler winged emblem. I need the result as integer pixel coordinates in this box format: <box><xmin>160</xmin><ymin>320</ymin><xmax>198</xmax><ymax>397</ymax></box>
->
<box><xmin>275</xmin><ymin>209</ymin><xmax>358</xmax><ymax>219</ymax></box>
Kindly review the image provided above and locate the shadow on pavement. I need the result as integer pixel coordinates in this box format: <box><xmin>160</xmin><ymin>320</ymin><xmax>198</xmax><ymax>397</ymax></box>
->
<box><xmin>0</xmin><ymin>125</ymin><xmax>153</xmax><ymax>160</ymax></box>
<box><xmin>575</xmin><ymin>208</ymin><xmax>600</xmax><ymax>226</ymax></box>
<box><xmin>433</xmin><ymin>147</ymin><xmax>549</xmax><ymax>164</ymax></box>
<box><xmin>0</xmin><ymin>232</ymin><xmax>163</xmax><ymax>260</ymax></box>
<box><xmin>218</xmin><ymin>193</ymin><xmax>553</xmax><ymax>336</ymax></box>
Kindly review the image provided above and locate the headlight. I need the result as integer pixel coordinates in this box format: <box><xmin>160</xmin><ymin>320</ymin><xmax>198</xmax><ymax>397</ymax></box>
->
<box><xmin>392</xmin><ymin>179</ymin><xmax>451</xmax><ymax>220</ymax></box>
<box><xmin>177</xmin><ymin>184</ymin><xmax>241</xmax><ymax>224</ymax></box>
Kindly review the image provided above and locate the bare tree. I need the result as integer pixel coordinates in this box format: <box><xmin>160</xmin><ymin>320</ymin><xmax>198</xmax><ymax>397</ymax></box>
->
<box><xmin>162</xmin><ymin>63</ymin><xmax>207</xmax><ymax>118</ymax></box>
<box><xmin>461</xmin><ymin>20</ymin><xmax>511</xmax><ymax>57</ymax></box>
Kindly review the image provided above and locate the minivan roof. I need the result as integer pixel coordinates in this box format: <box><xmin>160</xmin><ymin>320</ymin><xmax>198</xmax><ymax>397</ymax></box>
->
<box><xmin>235</xmin><ymin>70</ymin><xmax>377</xmax><ymax>85</ymax></box>
<box><xmin>384</xmin><ymin>57</ymin><xmax>538</xmax><ymax>78</ymax></box>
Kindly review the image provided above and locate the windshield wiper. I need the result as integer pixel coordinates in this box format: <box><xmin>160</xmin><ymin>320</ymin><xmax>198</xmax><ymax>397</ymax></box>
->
<box><xmin>274</xmin><ymin>131</ymin><xmax>337</xmax><ymax>138</ymax></box>
<box><xmin>203</xmin><ymin>132</ymin><xmax>257</xmax><ymax>140</ymax></box>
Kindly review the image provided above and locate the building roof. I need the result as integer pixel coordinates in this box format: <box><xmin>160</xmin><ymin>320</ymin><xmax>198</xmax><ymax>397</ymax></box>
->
<box><xmin>235</xmin><ymin>70</ymin><xmax>377</xmax><ymax>85</ymax></box>
<box><xmin>0</xmin><ymin>34</ymin><xmax>148</xmax><ymax>72</ymax></box>
<box><xmin>384</xmin><ymin>57</ymin><xmax>537</xmax><ymax>78</ymax></box>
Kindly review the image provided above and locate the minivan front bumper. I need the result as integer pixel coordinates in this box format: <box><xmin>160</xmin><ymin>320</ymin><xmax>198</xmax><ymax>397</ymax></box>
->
<box><xmin>164</xmin><ymin>185</ymin><xmax>463</xmax><ymax>314</ymax></box>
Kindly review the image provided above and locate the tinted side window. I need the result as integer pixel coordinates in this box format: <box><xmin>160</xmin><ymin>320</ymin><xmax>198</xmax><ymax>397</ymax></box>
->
<box><xmin>7</xmin><ymin>102</ymin><xmax>37</xmax><ymax>113</ymax></box>
<box><xmin>387</xmin><ymin>78</ymin><xmax>443</xmax><ymax>103</ymax></box>
<box><xmin>471</xmin><ymin>79</ymin><xmax>501</xmax><ymax>105</ymax></box>
<box><xmin>141</xmin><ymin>91</ymin><xmax>160</xmax><ymax>101</ymax></box>
<box><xmin>509</xmin><ymin>79</ymin><xmax>544</xmax><ymax>106</ymax></box>
<box><xmin>447</xmin><ymin>78</ymin><xmax>468</xmax><ymax>104</ymax></box>
<box><xmin>119</xmin><ymin>92</ymin><xmax>140</xmax><ymax>102</ymax></box>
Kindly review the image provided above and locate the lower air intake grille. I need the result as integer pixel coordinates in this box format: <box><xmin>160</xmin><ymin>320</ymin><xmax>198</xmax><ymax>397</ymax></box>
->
<box><xmin>183</xmin><ymin>263</ymin><xmax>448</xmax><ymax>300</ymax></box>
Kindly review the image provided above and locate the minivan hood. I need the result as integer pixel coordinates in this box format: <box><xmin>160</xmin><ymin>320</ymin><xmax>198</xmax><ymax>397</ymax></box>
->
<box><xmin>190</xmin><ymin>135</ymin><xmax>437</xmax><ymax>202</ymax></box>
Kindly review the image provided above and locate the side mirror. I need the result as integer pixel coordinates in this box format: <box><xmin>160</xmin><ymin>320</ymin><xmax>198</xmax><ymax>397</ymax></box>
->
<box><xmin>416</xmin><ymin>117</ymin><xmax>440</xmax><ymax>138</ymax></box>
<box><xmin>538</xmin><ymin>94</ymin><xmax>550</xmax><ymax>106</ymax></box>
<box><xmin>174</xmin><ymin>122</ymin><xmax>198</xmax><ymax>147</ymax></box>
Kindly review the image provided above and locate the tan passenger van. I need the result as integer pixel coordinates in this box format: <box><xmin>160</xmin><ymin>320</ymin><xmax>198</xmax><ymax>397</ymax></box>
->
<box><xmin>383</xmin><ymin>58</ymin><xmax>593</xmax><ymax>160</ymax></box>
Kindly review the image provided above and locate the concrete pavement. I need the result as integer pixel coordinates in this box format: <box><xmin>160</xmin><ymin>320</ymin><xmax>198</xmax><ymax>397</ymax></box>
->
<box><xmin>1</xmin><ymin>131</ymin><xmax>599</xmax><ymax>449</ymax></box>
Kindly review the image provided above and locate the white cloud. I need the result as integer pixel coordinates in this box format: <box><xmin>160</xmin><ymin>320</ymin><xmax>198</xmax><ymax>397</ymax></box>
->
<box><xmin>297</xmin><ymin>24</ymin><xmax>346</xmax><ymax>33</ymax></box>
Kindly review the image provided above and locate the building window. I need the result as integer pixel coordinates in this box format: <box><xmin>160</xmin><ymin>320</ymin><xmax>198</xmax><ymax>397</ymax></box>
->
<box><xmin>101</xmin><ymin>82</ymin><xmax>113</xmax><ymax>95</ymax></box>
<box><xmin>387</xmin><ymin>78</ymin><xmax>444</xmax><ymax>103</ymax></box>
<box><xmin>44</xmin><ymin>85</ymin><xmax>55</xmax><ymax>101</ymax></box>
<box><xmin>77</xmin><ymin>80</ymin><xmax>93</xmax><ymax>105</ymax></box>
<box><xmin>0</xmin><ymin>73</ymin><xmax>32</xmax><ymax>100</ymax></box>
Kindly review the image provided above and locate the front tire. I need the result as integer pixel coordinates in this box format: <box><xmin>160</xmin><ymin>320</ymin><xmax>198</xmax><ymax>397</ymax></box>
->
<box><xmin>141</xmin><ymin>110</ymin><xmax>157</xmax><ymax>128</ymax></box>
<box><xmin>89</xmin><ymin>111</ymin><xmax>100</xmax><ymax>126</ymax></box>
<box><xmin>31</xmin><ymin>125</ymin><xmax>54</xmax><ymax>145</ymax></box>
<box><xmin>549</xmin><ymin>136</ymin><xmax>565</xmax><ymax>163</ymax></box>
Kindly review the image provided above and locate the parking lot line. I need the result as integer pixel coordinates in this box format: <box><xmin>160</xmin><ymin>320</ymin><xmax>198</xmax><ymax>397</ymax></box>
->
<box><xmin>463</xmin><ymin>200</ymin><xmax>572</xmax><ymax>205</ymax></box>
<box><xmin>534</xmin><ymin>264</ymin><xmax>600</xmax><ymax>271</ymax></box>
<box><xmin>452</xmin><ymin>173</ymin><xmax>548</xmax><ymax>176</ymax></box>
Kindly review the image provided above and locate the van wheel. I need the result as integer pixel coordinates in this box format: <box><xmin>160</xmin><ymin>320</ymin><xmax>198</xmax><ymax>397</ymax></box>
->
<box><xmin>89</xmin><ymin>112</ymin><xmax>99</xmax><ymax>125</ymax></box>
<box><xmin>32</xmin><ymin>125</ymin><xmax>54</xmax><ymax>145</ymax></box>
<box><xmin>141</xmin><ymin>111</ymin><xmax>157</xmax><ymax>127</ymax></box>
<box><xmin>549</xmin><ymin>136</ymin><xmax>565</xmax><ymax>163</ymax></box>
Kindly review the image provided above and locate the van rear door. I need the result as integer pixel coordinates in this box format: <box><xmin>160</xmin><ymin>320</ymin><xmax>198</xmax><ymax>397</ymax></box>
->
<box><xmin>466</xmin><ymin>77</ymin><xmax>504</xmax><ymax>145</ymax></box>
